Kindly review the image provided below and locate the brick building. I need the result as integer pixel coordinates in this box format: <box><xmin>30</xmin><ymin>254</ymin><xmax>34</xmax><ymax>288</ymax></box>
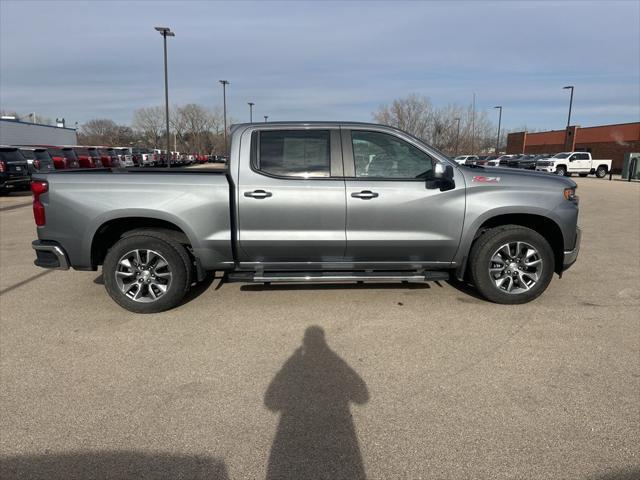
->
<box><xmin>506</xmin><ymin>122</ymin><xmax>640</xmax><ymax>172</ymax></box>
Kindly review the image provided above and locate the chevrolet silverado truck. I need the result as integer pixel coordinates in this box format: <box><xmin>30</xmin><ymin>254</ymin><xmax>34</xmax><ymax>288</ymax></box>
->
<box><xmin>30</xmin><ymin>122</ymin><xmax>581</xmax><ymax>313</ymax></box>
<box><xmin>535</xmin><ymin>152</ymin><xmax>612</xmax><ymax>178</ymax></box>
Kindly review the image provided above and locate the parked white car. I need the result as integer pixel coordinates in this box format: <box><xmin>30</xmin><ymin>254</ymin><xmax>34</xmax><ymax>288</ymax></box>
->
<box><xmin>132</xmin><ymin>148</ymin><xmax>155</xmax><ymax>166</ymax></box>
<box><xmin>453</xmin><ymin>155</ymin><xmax>479</xmax><ymax>165</ymax></box>
<box><xmin>114</xmin><ymin>147</ymin><xmax>135</xmax><ymax>167</ymax></box>
<box><xmin>535</xmin><ymin>152</ymin><xmax>612</xmax><ymax>178</ymax></box>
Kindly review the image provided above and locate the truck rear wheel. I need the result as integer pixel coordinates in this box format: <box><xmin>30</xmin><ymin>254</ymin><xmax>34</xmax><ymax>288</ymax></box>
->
<box><xmin>103</xmin><ymin>232</ymin><xmax>192</xmax><ymax>313</ymax></box>
<box><xmin>469</xmin><ymin>225</ymin><xmax>555</xmax><ymax>304</ymax></box>
<box><xmin>595</xmin><ymin>166</ymin><xmax>607</xmax><ymax>178</ymax></box>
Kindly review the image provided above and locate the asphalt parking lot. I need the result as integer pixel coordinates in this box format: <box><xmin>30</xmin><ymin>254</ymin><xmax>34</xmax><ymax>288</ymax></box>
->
<box><xmin>0</xmin><ymin>178</ymin><xmax>638</xmax><ymax>480</ymax></box>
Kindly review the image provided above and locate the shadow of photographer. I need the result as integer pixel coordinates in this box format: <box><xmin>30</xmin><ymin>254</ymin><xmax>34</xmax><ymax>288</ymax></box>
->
<box><xmin>264</xmin><ymin>326</ymin><xmax>369</xmax><ymax>479</ymax></box>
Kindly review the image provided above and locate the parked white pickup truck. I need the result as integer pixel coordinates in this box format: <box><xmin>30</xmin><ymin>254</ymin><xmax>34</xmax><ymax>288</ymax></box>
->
<box><xmin>535</xmin><ymin>152</ymin><xmax>612</xmax><ymax>178</ymax></box>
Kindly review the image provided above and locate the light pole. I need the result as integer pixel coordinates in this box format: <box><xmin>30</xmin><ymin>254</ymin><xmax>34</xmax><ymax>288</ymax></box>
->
<box><xmin>248</xmin><ymin>102</ymin><xmax>254</xmax><ymax>123</ymax></box>
<box><xmin>454</xmin><ymin>117</ymin><xmax>461</xmax><ymax>156</ymax></box>
<box><xmin>563</xmin><ymin>85</ymin><xmax>574</xmax><ymax>128</ymax></box>
<box><xmin>264</xmin><ymin>115</ymin><xmax>268</xmax><ymax>123</ymax></box>
<box><xmin>154</xmin><ymin>26</ymin><xmax>174</xmax><ymax>167</ymax></box>
<box><xmin>219</xmin><ymin>80</ymin><xmax>229</xmax><ymax>152</ymax></box>
<box><xmin>494</xmin><ymin>105</ymin><xmax>502</xmax><ymax>154</ymax></box>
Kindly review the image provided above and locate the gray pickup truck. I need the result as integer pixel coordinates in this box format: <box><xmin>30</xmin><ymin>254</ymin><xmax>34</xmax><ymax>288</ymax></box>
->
<box><xmin>31</xmin><ymin>122</ymin><xmax>581</xmax><ymax>313</ymax></box>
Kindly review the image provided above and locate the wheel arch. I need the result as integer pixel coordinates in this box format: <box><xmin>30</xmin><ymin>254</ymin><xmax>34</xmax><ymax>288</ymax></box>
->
<box><xmin>90</xmin><ymin>216</ymin><xmax>193</xmax><ymax>268</ymax></box>
<box><xmin>456</xmin><ymin>213</ymin><xmax>565</xmax><ymax>279</ymax></box>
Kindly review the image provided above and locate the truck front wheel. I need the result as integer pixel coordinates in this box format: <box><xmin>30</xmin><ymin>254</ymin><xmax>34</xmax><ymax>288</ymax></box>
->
<box><xmin>555</xmin><ymin>165</ymin><xmax>567</xmax><ymax>176</ymax></box>
<box><xmin>103</xmin><ymin>232</ymin><xmax>192</xmax><ymax>313</ymax></box>
<box><xmin>469</xmin><ymin>225</ymin><xmax>555</xmax><ymax>304</ymax></box>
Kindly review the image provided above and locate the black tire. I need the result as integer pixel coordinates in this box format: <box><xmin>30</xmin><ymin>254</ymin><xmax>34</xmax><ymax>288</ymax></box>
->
<box><xmin>103</xmin><ymin>231</ymin><xmax>192</xmax><ymax>313</ymax></box>
<box><xmin>579</xmin><ymin>173</ymin><xmax>588</xmax><ymax>177</ymax></box>
<box><xmin>469</xmin><ymin>225</ymin><xmax>555</xmax><ymax>304</ymax></box>
<box><xmin>595</xmin><ymin>166</ymin><xmax>607</xmax><ymax>178</ymax></box>
<box><xmin>555</xmin><ymin>165</ymin><xmax>567</xmax><ymax>176</ymax></box>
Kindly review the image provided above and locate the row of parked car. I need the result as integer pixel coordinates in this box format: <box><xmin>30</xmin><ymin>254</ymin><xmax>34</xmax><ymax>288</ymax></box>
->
<box><xmin>0</xmin><ymin>144</ymin><xmax>225</xmax><ymax>195</ymax></box>
<box><xmin>452</xmin><ymin>152</ymin><xmax>612</xmax><ymax>178</ymax></box>
<box><xmin>453</xmin><ymin>153</ymin><xmax>553</xmax><ymax>168</ymax></box>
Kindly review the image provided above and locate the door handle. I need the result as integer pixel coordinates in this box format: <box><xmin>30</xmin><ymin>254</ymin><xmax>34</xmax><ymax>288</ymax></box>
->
<box><xmin>351</xmin><ymin>190</ymin><xmax>379</xmax><ymax>199</ymax></box>
<box><xmin>244</xmin><ymin>189</ymin><xmax>272</xmax><ymax>199</ymax></box>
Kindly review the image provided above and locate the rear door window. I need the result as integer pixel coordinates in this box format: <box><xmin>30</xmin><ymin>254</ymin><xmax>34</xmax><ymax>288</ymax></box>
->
<box><xmin>256</xmin><ymin>130</ymin><xmax>331</xmax><ymax>178</ymax></box>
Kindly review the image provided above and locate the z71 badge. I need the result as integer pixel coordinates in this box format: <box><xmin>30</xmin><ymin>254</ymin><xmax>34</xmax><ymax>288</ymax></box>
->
<box><xmin>472</xmin><ymin>175</ymin><xmax>501</xmax><ymax>183</ymax></box>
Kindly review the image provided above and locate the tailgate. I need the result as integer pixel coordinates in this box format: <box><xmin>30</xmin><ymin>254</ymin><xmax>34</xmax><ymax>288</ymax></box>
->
<box><xmin>6</xmin><ymin>161</ymin><xmax>29</xmax><ymax>177</ymax></box>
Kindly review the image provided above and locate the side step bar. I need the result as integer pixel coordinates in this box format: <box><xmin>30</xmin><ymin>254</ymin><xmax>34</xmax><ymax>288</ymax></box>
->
<box><xmin>227</xmin><ymin>271</ymin><xmax>449</xmax><ymax>284</ymax></box>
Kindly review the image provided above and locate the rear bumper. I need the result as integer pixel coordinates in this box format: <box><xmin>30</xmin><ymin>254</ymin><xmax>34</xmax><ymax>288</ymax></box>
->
<box><xmin>1</xmin><ymin>176</ymin><xmax>30</xmax><ymax>190</ymax></box>
<box><xmin>32</xmin><ymin>240</ymin><xmax>70</xmax><ymax>270</ymax></box>
<box><xmin>562</xmin><ymin>227</ymin><xmax>581</xmax><ymax>271</ymax></box>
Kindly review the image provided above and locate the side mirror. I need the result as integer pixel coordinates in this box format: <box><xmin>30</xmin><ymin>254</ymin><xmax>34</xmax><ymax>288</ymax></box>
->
<box><xmin>428</xmin><ymin>163</ymin><xmax>455</xmax><ymax>191</ymax></box>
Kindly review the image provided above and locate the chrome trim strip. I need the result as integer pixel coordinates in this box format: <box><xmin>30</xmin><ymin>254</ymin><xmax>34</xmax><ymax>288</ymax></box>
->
<box><xmin>253</xmin><ymin>274</ymin><xmax>426</xmax><ymax>283</ymax></box>
<box><xmin>32</xmin><ymin>242</ymin><xmax>70</xmax><ymax>270</ymax></box>
<box><xmin>563</xmin><ymin>226</ymin><xmax>581</xmax><ymax>268</ymax></box>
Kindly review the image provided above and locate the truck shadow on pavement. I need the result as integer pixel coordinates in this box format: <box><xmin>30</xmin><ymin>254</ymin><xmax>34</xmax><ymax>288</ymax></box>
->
<box><xmin>264</xmin><ymin>325</ymin><xmax>369</xmax><ymax>480</ymax></box>
<box><xmin>0</xmin><ymin>450</ymin><xmax>229</xmax><ymax>480</ymax></box>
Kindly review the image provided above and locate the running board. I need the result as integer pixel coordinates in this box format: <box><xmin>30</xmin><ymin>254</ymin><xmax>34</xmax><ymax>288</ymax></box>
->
<box><xmin>227</xmin><ymin>271</ymin><xmax>449</xmax><ymax>284</ymax></box>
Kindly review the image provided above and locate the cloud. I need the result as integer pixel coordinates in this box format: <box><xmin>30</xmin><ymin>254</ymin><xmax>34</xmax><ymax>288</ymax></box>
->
<box><xmin>1</xmin><ymin>0</ymin><xmax>638</xmax><ymax>129</ymax></box>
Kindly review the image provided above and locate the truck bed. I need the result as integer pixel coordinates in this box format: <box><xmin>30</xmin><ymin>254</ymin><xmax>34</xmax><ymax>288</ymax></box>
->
<box><xmin>34</xmin><ymin>168</ymin><xmax>234</xmax><ymax>271</ymax></box>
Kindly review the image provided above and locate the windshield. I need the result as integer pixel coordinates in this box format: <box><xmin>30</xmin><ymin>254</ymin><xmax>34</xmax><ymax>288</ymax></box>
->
<box><xmin>62</xmin><ymin>148</ymin><xmax>78</xmax><ymax>160</ymax></box>
<box><xmin>0</xmin><ymin>149</ymin><xmax>26</xmax><ymax>162</ymax></box>
<box><xmin>35</xmin><ymin>150</ymin><xmax>52</xmax><ymax>161</ymax></box>
<box><xmin>19</xmin><ymin>149</ymin><xmax>36</xmax><ymax>160</ymax></box>
<box><xmin>553</xmin><ymin>153</ymin><xmax>570</xmax><ymax>159</ymax></box>
<box><xmin>48</xmin><ymin>148</ymin><xmax>64</xmax><ymax>157</ymax></box>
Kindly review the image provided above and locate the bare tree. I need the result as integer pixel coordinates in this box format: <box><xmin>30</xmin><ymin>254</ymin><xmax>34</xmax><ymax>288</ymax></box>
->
<box><xmin>373</xmin><ymin>94</ymin><xmax>434</xmax><ymax>140</ymax></box>
<box><xmin>373</xmin><ymin>94</ymin><xmax>497</xmax><ymax>155</ymax></box>
<box><xmin>132</xmin><ymin>106</ymin><xmax>165</xmax><ymax>149</ymax></box>
<box><xmin>78</xmin><ymin>119</ymin><xmax>136</xmax><ymax>146</ymax></box>
<box><xmin>171</xmin><ymin>104</ymin><xmax>225</xmax><ymax>154</ymax></box>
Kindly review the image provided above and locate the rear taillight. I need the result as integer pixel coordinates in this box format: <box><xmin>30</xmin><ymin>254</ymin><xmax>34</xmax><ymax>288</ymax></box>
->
<box><xmin>34</xmin><ymin>159</ymin><xmax>41</xmax><ymax>170</ymax></box>
<box><xmin>0</xmin><ymin>161</ymin><xmax>5</xmax><ymax>173</ymax></box>
<box><xmin>31</xmin><ymin>180</ymin><xmax>48</xmax><ymax>226</ymax></box>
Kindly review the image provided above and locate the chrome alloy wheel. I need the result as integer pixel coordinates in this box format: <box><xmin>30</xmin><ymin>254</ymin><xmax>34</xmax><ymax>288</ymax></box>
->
<box><xmin>114</xmin><ymin>249</ymin><xmax>173</xmax><ymax>303</ymax></box>
<box><xmin>489</xmin><ymin>241</ymin><xmax>543</xmax><ymax>294</ymax></box>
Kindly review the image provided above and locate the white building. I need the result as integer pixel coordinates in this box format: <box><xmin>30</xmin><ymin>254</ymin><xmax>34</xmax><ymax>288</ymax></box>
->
<box><xmin>0</xmin><ymin>119</ymin><xmax>77</xmax><ymax>146</ymax></box>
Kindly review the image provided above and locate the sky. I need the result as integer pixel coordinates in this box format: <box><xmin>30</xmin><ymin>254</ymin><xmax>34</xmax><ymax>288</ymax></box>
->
<box><xmin>1</xmin><ymin>0</ymin><xmax>639</xmax><ymax>132</ymax></box>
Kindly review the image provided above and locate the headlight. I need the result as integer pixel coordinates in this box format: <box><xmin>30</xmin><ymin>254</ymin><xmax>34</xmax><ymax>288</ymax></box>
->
<box><xmin>563</xmin><ymin>187</ymin><xmax>577</xmax><ymax>201</ymax></box>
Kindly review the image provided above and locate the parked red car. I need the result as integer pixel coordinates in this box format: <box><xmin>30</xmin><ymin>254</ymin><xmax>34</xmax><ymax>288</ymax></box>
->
<box><xmin>38</xmin><ymin>146</ymin><xmax>80</xmax><ymax>169</ymax></box>
<box><xmin>68</xmin><ymin>146</ymin><xmax>102</xmax><ymax>168</ymax></box>
<box><xmin>95</xmin><ymin>147</ymin><xmax>120</xmax><ymax>168</ymax></box>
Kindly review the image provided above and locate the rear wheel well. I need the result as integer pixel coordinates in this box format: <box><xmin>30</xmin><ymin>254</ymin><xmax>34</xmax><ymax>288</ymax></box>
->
<box><xmin>471</xmin><ymin>214</ymin><xmax>564</xmax><ymax>275</ymax></box>
<box><xmin>91</xmin><ymin>217</ymin><xmax>191</xmax><ymax>267</ymax></box>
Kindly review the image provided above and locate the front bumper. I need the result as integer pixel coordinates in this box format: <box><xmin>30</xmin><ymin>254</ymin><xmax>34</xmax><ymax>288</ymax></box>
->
<box><xmin>562</xmin><ymin>227</ymin><xmax>581</xmax><ymax>271</ymax></box>
<box><xmin>536</xmin><ymin>166</ymin><xmax>555</xmax><ymax>173</ymax></box>
<box><xmin>32</xmin><ymin>240</ymin><xmax>70</xmax><ymax>270</ymax></box>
